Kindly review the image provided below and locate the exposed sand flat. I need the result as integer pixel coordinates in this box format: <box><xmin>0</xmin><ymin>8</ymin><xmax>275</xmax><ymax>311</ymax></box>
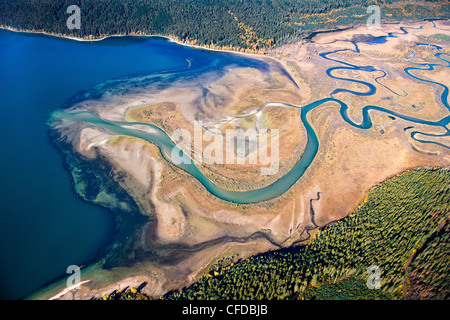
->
<box><xmin>47</xmin><ymin>20</ymin><xmax>450</xmax><ymax>299</ymax></box>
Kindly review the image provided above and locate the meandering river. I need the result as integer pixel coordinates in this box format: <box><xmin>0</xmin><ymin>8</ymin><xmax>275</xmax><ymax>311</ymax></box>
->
<box><xmin>50</xmin><ymin>28</ymin><xmax>450</xmax><ymax>204</ymax></box>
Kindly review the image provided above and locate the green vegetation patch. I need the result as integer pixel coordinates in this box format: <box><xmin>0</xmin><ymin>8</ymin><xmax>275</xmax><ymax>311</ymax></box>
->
<box><xmin>298</xmin><ymin>278</ymin><xmax>390</xmax><ymax>300</ymax></box>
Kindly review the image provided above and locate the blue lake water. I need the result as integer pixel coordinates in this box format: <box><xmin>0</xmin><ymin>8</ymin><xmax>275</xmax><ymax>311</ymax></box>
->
<box><xmin>0</xmin><ymin>30</ymin><xmax>231</xmax><ymax>299</ymax></box>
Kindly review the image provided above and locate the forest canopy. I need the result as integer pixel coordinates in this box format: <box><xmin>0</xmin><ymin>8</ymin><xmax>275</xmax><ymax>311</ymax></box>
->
<box><xmin>0</xmin><ymin>1</ymin><xmax>448</xmax><ymax>51</ymax></box>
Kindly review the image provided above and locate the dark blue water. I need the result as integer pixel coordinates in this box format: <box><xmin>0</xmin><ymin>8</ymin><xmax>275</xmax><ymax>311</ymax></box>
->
<box><xmin>0</xmin><ymin>30</ymin><xmax>228</xmax><ymax>300</ymax></box>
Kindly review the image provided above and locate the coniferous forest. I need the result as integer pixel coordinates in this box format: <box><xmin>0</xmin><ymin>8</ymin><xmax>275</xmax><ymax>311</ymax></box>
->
<box><xmin>100</xmin><ymin>168</ymin><xmax>449</xmax><ymax>300</ymax></box>
<box><xmin>1</xmin><ymin>0</ymin><xmax>449</xmax><ymax>52</ymax></box>
<box><xmin>162</xmin><ymin>168</ymin><xmax>450</xmax><ymax>300</ymax></box>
